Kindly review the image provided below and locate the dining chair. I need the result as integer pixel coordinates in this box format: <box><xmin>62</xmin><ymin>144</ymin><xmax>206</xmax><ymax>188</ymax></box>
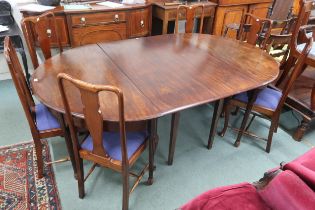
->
<box><xmin>175</xmin><ymin>4</ymin><xmax>205</xmax><ymax>34</ymax></box>
<box><xmin>21</xmin><ymin>11</ymin><xmax>63</xmax><ymax>69</ymax></box>
<box><xmin>218</xmin><ymin>28</ymin><xmax>313</xmax><ymax>153</ymax></box>
<box><xmin>276</xmin><ymin>0</ymin><xmax>314</xmax><ymax>86</ymax></box>
<box><xmin>4</xmin><ymin>36</ymin><xmax>76</xmax><ymax>178</ymax></box>
<box><xmin>265</xmin><ymin>17</ymin><xmax>297</xmax><ymax>64</ymax></box>
<box><xmin>57</xmin><ymin>73</ymin><xmax>154</xmax><ymax>210</ymax></box>
<box><xmin>206</xmin><ymin>13</ymin><xmax>272</xmax><ymax>149</ymax></box>
<box><xmin>238</xmin><ymin>13</ymin><xmax>272</xmax><ymax>49</ymax></box>
<box><xmin>223</xmin><ymin>0</ymin><xmax>294</xmax><ymax>39</ymax></box>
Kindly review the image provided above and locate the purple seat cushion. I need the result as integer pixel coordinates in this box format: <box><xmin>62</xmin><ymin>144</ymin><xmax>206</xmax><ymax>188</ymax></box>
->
<box><xmin>81</xmin><ymin>131</ymin><xmax>147</xmax><ymax>161</ymax></box>
<box><xmin>258</xmin><ymin>170</ymin><xmax>315</xmax><ymax>210</ymax></box>
<box><xmin>283</xmin><ymin>148</ymin><xmax>315</xmax><ymax>191</ymax></box>
<box><xmin>180</xmin><ymin>183</ymin><xmax>270</xmax><ymax>210</ymax></box>
<box><xmin>35</xmin><ymin>103</ymin><xmax>60</xmax><ymax>131</ymax></box>
<box><xmin>234</xmin><ymin>87</ymin><xmax>282</xmax><ymax>111</ymax></box>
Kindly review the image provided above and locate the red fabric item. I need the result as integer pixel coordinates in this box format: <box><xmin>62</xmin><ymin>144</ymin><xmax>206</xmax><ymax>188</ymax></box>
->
<box><xmin>180</xmin><ymin>183</ymin><xmax>271</xmax><ymax>210</ymax></box>
<box><xmin>283</xmin><ymin>148</ymin><xmax>315</xmax><ymax>191</ymax></box>
<box><xmin>258</xmin><ymin>170</ymin><xmax>315</xmax><ymax>210</ymax></box>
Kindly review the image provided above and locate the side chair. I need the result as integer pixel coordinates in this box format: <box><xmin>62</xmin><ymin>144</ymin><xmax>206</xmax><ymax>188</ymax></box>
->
<box><xmin>57</xmin><ymin>73</ymin><xmax>154</xmax><ymax>210</ymax></box>
<box><xmin>218</xmin><ymin>29</ymin><xmax>313</xmax><ymax>153</ymax></box>
<box><xmin>223</xmin><ymin>0</ymin><xmax>294</xmax><ymax>39</ymax></box>
<box><xmin>21</xmin><ymin>11</ymin><xmax>63</xmax><ymax>69</ymax></box>
<box><xmin>276</xmin><ymin>0</ymin><xmax>314</xmax><ymax>86</ymax></box>
<box><xmin>4</xmin><ymin>36</ymin><xmax>76</xmax><ymax>178</ymax></box>
<box><xmin>205</xmin><ymin>13</ymin><xmax>272</xmax><ymax>150</ymax></box>
<box><xmin>238</xmin><ymin>13</ymin><xmax>272</xmax><ymax>49</ymax></box>
<box><xmin>175</xmin><ymin>4</ymin><xmax>205</xmax><ymax>34</ymax></box>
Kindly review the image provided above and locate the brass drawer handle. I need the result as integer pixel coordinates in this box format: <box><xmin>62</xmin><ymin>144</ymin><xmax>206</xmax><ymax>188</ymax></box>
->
<box><xmin>80</xmin><ymin>17</ymin><xmax>86</xmax><ymax>24</ymax></box>
<box><xmin>140</xmin><ymin>20</ymin><xmax>144</xmax><ymax>28</ymax></box>
<box><xmin>46</xmin><ymin>29</ymin><xmax>52</xmax><ymax>38</ymax></box>
<box><xmin>114</xmin><ymin>14</ymin><xmax>119</xmax><ymax>22</ymax></box>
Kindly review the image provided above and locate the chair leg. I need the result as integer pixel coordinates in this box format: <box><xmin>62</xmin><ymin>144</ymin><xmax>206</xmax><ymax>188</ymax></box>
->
<box><xmin>77</xmin><ymin>157</ymin><xmax>85</xmax><ymax>199</ymax></box>
<box><xmin>33</xmin><ymin>139</ymin><xmax>44</xmax><ymax>178</ymax></box>
<box><xmin>59</xmin><ymin>115</ymin><xmax>77</xmax><ymax>178</ymax></box>
<box><xmin>266</xmin><ymin>120</ymin><xmax>277</xmax><ymax>153</ymax></box>
<box><xmin>168</xmin><ymin>112</ymin><xmax>180</xmax><ymax>165</ymax></box>
<box><xmin>122</xmin><ymin>169</ymin><xmax>130</xmax><ymax>210</ymax></box>
<box><xmin>55</xmin><ymin>113</ymin><xmax>77</xmax><ymax>178</ymax></box>
<box><xmin>207</xmin><ymin>99</ymin><xmax>224</xmax><ymax>149</ymax></box>
<box><xmin>64</xmin><ymin>127</ymin><xmax>77</xmax><ymax>178</ymax></box>
<box><xmin>234</xmin><ymin>89</ymin><xmax>260</xmax><ymax>147</ymax></box>
<box><xmin>147</xmin><ymin>119</ymin><xmax>157</xmax><ymax>185</ymax></box>
<box><xmin>245</xmin><ymin>114</ymin><xmax>256</xmax><ymax>131</ymax></box>
<box><xmin>147</xmin><ymin>133</ymin><xmax>154</xmax><ymax>186</ymax></box>
<box><xmin>218</xmin><ymin>102</ymin><xmax>233</xmax><ymax>137</ymax></box>
<box><xmin>231</xmin><ymin>107</ymin><xmax>239</xmax><ymax>116</ymax></box>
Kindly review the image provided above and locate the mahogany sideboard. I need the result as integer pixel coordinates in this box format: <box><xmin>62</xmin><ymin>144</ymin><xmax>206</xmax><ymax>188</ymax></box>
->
<box><xmin>209</xmin><ymin>0</ymin><xmax>273</xmax><ymax>36</ymax></box>
<box><xmin>20</xmin><ymin>0</ymin><xmax>275</xmax><ymax>46</ymax></box>
<box><xmin>20</xmin><ymin>3</ymin><xmax>152</xmax><ymax>47</ymax></box>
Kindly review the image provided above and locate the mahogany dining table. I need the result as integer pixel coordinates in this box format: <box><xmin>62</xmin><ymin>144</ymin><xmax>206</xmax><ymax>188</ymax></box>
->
<box><xmin>31</xmin><ymin>33</ymin><xmax>279</xmax><ymax>169</ymax></box>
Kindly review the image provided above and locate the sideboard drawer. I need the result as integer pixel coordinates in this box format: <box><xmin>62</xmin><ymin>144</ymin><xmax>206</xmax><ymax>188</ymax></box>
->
<box><xmin>71</xmin><ymin>23</ymin><xmax>127</xmax><ymax>47</ymax></box>
<box><xmin>129</xmin><ymin>8</ymin><xmax>151</xmax><ymax>38</ymax></box>
<box><xmin>71</xmin><ymin>12</ymin><xmax>127</xmax><ymax>26</ymax></box>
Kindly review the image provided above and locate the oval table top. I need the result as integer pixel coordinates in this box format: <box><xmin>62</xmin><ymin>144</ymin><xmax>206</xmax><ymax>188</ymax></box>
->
<box><xmin>32</xmin><ymin>33</ymin><xmax>279</xmax><ymax>122</ymax></box>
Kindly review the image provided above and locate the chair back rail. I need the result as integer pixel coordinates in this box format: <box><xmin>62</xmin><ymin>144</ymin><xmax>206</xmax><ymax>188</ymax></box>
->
<box><xmin>21</xmin><ymin>11</ymin><xmax>63</xmax><ymax>69</ymax></box>
<box><xmin>238</xmin><ymin>13</ymin><xmax>272</xmax><ymax>49</ymax></box>
<box><xmin>175</xmin><ymin>5</ymin><xmax>205</xmax><ymax>34</ymax></box>
<box><xmin>4</xmin><ymin>36</ymin><xmax>38</xmax><ymax>136</ymax></box>
<box><xmin>57</xmin><ymin>73</ymin><xmax>128</xmax><ymax>166</ymax></box>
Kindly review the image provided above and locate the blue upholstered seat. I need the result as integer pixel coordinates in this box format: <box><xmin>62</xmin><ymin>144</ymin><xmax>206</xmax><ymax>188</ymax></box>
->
<box><xmin>234</xmin><ymin>87</ymin><xmax>282</xmax><ymax>111</ymax></box>
<box><xmin>35</xmin><ymin>103</ymin><xmax>60</xmax><ymax>131</ymax></box>
<box><xmin>81</xmin><ymin>132</ymin><xmax>147</xmax><ymax>161</ymax></box>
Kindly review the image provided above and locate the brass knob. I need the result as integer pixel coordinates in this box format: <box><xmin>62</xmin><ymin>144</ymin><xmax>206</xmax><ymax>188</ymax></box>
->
<box><xmin>140</xmin><ymin>20</ymin><xmax>144</xmax><ymax>28</ymax></box>
<box><xmin>80</xmin><ymin>17</ymin><xmax>86</xmax><ymax>24</ymax></box>
<box><xmin>46</xmin><ymin>29</ymin><xmax>52</xmax><ymax>38</ymax></box>
<box><xmin>114</xmin><ymin>14</ymin><xmax>119</xmax><ymax>22</ymax></box>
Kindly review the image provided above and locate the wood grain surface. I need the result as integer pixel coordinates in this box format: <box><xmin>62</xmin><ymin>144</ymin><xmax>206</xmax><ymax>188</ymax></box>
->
<box><xmin>32</xmin><ymin>33</ymin><xmax>279</xmax><ymax>122</ymax></box>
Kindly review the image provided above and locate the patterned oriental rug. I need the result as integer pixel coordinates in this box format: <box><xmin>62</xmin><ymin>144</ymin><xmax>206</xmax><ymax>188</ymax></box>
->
<box><xmin>0</xmin><ymin>141</ymin><xmax>61</xmax><ymax>209</ymax></box>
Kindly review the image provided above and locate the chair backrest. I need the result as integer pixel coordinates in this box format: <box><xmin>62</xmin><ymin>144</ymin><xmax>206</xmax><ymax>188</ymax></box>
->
<box><xmin>268</xmin><ymin>0</ymin><xmax>294</xmax><ymax>20</ymax></box>
<box><xmin>290</xmin><ymin>0</ymin><xmax>314</xmax><ymax>55</ymax></box>
<box><xmin>275</xmin><ymin>27</ymin><xmax>313</xmax><ymax>114</ymax></box>
<box><xmin>57</xmin><ymin>73</ymin><xmax>129</xmax><ymax>165</ymax></box>
<box><xmin>238</xmin><ymin>13</ymin><xmax>272</xmax><ymax>49</ymax></box>
<box><xmin>21</xmin><ymin>11</ymin><xmax>63</xmax><ymax>69</ymax></box>
<box><xmin>175</xmin><ymin>5</ymin><xmax>205</xmax><ymax>34</ymax></box>
<box><xmin>4</xmin><ymin>36</ymin><xmax>38</xmax><ymax>136</ymax></box>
